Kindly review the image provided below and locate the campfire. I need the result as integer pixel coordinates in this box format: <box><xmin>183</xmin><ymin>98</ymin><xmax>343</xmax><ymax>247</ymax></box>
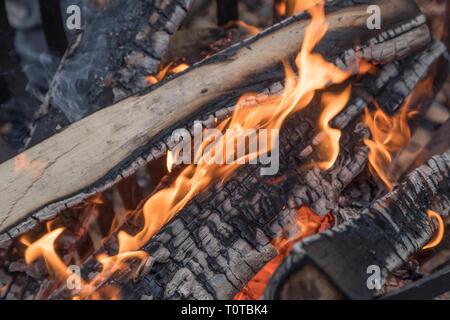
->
<box><xmin>0</xmin><ymin>0</ymin><xmax>449</xmax><ymax>301</ymax></box>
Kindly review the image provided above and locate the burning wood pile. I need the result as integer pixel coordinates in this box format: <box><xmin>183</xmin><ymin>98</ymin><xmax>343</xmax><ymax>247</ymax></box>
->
<box><xmin>0</xmin><ymin>0</ymin><xmax>449</xmax><ymax>300</ymax></box>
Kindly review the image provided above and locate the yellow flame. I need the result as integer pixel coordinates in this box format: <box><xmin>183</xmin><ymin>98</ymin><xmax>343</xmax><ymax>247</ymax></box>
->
<box><xmin>166</xmin><ymin>150</ymin><xmax>174</xmax><ymax>173</ymax></box>
<box><xmin>363</xmin><ymin>98</ymin><xmax>412</xmax><ymax>190</ymax></box>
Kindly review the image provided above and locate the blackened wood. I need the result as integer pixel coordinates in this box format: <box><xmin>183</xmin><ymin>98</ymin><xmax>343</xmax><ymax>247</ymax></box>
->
<box><xmin>0</xmin><ymin>0</ymin><xmax>428</xmax><ymax>240</ymax></box>
<box><xmin>264</xmin><ymin>150</ymin><xmax>450</xmax><ymax>300</ymax></box>
<box><xmin>37</xmin><ymin>40</ymin><xmax>446</xmax><ymax>300</ymax></box>
<box><xmin>38</xmin><ymin>0</ymin><xmax>68</xmax><ymax>57</ymax></box>
<box><xmin>217</xmin><ymin>0</ymin><xmax>239</xmax><ymax>26</ymax></box>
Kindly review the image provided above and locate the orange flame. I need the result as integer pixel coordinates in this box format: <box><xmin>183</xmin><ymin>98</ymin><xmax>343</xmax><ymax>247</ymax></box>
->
<box><xmin>423</xmin><ymin>209</ymin><xmax>444</xmax><ymax>250</ymax></box>
<box><xmin>363</xmin><ymin>98</ymin><xmax>412</xmax><ymax>190</ymax></box>
<box><xmin>234</xmin><ymin>206</ymin><xmax>335</xmax><ymax>300</ymax></box>
<box><xmin>166</xmin><ymin>150</ymin><xmax>174</xmax><ymax>173</ymax></box>
<box><xmin>276</xmin><ymin>0</ymin><xmax>324</xmax><ymax>16</ymax></box>
<box><xmin>146</xmin><ymin>63</ymin><xmax>190</xmax><ymax>85</ymax></box>
<box><xmin>224</xmin><ymin>20</ymin><xmax>261</xmax><ymax>36</ymax></box>
<box><xmin>22</xmin><ymin>228</ymin><xmax>67</xmax><ymax>282</ymax></box>
<box><xmin>315</xmin><ymin>86</ymin><xmax>352</xmax><ymax>170</ymax></box>
<box><xmin>22</xmin><ymin>3</ymin><xmax>368</xmax><ymax>299</ymax></box>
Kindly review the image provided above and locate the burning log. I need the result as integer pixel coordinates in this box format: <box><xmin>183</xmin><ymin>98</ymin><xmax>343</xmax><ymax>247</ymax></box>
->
<box><xmin>26</xmin><ymin>0</ymin><xmax>194</xmax><ymax>146</ymax></box>
<box><xmin>17</xmin><ymin>37</ymin><xmax>444</xmax><ymax>300</ymax></box>
<box><xmin>263</xmin><ymin>150</ymin><xmax>450</xmax><ymax>300</ymax></box>
<box><xmin>0</xmin><ymin>0</ymin><xmax>431</xmax><ymax>242</ymax></box>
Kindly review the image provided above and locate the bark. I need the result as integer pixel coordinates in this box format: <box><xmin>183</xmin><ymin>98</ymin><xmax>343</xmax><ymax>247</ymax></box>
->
<box><xmin>0</xmin><ymin>0</ymin><xmax>429</xmax><ymax>240</ymax></box>
<box><xmin>26</xmin><ymin>0</ymin><xmax>194</xmax><ymax>147</ymax></box>
<box><xmin>263</xmin><ymin>150</ymin><xmax>450</xmax><ymax>300</ymax></box>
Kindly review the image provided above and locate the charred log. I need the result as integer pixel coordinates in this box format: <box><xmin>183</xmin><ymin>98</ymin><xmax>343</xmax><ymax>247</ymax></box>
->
<box><xmin>26</xmin><ymin>39</ymin><xmax>445</xmax><ymax>300</ymax></box>
<box><xmin>263</xmin><ymin>150</ymin><xmax>450</xmax><ymax>300</ymax></box>
<box><xmin>0</xmin><ymin>0</ymin><xmax>430</xmax><ymax>241</ymax></box>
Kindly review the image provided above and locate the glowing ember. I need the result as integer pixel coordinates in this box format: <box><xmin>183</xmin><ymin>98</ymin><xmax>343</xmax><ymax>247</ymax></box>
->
<box><xmin>234</xmin><ymin>206</ymin><xmax>335</xmax><ymax>300</ymax></box>
<box><xmin>21</xmin><ymin>3</ymin><xmax>367</xmax><ymax>299</ymax></box>
<box><xmin>423</xmin><ymin>209</ymin><xmax>444</xmax><ymax>250</ymax></box>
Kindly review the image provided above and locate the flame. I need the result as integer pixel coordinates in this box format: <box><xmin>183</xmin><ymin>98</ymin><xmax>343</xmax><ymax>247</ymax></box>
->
<box><xmin>224</xmin><ymin>20</ymin><xmax>261</xmax><ymax>36</ymax></box>
<box><xmin>166</xmin><ymin>150</ymin><xmax>174</xmax><ymax>173</ymax></box>
<box><xmin>276</xmin><ymin>0</ymin><xmax>324</xmax><ymax>16</ymax></box>
<box><xmin>22</xmin><ymin>3</ymin><xmax>370</xmax><ymax>299</ymax></box>
<box><xmin>234</xmin><ymin>206</ymin><xmax>335</xmax><ymax>300</ymax></box>
<box><xmin>22</xmin><ymin>228</ymin><xmax>67</xmax><ymax>281</ymax></box>
<box><xmin>363</xmin><ymin>98</ymin><xmax>412</xmax><ymax>190</ymax></box>
<box><xmin>423</xmin><ymin>209</ymin><xmax>444</xmax><ymax>250</ymax></box>
<box><xmin>315</xmin><ymin>86</ymin><xmax>352</xmax><ymax>170</ymax></box>
<box><xmin>146</xmin><ymin>63</ymin><xmax>190</xmax><ymax>85</ymax></box>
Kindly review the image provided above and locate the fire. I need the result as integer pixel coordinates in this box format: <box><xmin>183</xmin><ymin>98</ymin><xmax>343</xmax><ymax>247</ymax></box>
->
<box><xmin>276</xmin><ymin>0</ymin><xmax>324</xmax><ymax>16</ymax></box>
<box><xmin>363</xmin><ymin>98</ymin><xmax>412</xmax><ymax>190</ymax></box>
<box><xmin>234</xmin><ymin>206</ymin><xmax>335</xmax><ymax>300</ymax></box>
<box><xmin>21</xmin><ymin>228</ymin><xmax>67</xmax><ymax>282</ymax></box>
<box><xmin>146</xmin><ymin>62</ymin><xmax>189</xmax><ymax>85</ymax></box>
<box><xmin>315</xmin><ymin>86</ymin><xmax>352</xmax><ymax>170</ymax></box>
<box><xmin>166</xmin><ymin>150</ymin><xmax>174</xmax><ymax>173</ymax></box>
<box><xmin>22</xmin><ymin>3</ymin><xmax>369</xmax><ymax>299</ymax></box>
<box><xmin>423</xmin><ymin>209</ymin><xmax>444</xmax><ymax>250</ymax></box>
<box><xmin>224</xmin><ymin>20</ymin><xmax>261</xmax><ymax>36</ymax></box>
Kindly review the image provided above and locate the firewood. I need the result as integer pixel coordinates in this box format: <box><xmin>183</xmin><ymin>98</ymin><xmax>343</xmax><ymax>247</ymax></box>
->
<box><xmin>35</xmin><ymin>40</ymin><xmax>446</xmax><ymax>300</ymax></box>
<box><xmin>263</xmin><ymin>150</ymin><xmax>450</xmax><ymax>300</ymax></box>
<box><xmin>0</xmin><ymin>0</ymin><xmax>430</xmax><ymax>241</ymax></box>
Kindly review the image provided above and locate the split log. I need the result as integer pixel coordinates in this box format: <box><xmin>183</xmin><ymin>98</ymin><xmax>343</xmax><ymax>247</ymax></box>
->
<box><xmin>26</xmin><ymin>0</ymin><xmax>194</xmax><ymax>146</ymax></box>
<box><xmin>30</xmin><ymin>40</ymin><xmax>444</xmax><ymax>300</ymax></box>
<box><xmin>263</xmin><ymin>150</ymin><xmax>450</xmax><ymax>300</ymax></box>
<box><xmin>0</xmin><ymin>0</ymin><xmax>430</xmax><ymax>240</ymax></box>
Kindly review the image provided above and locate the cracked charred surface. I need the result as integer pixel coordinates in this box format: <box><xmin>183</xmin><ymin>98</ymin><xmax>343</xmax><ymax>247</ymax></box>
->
<box><xmin>0</xmin><ymin>0</ymin><xmax>430</xmax><ymax>242</ymax></box>
<box><xmin>263</xmin><ymin>150</ymin><xmax>450</xmax><ymax>300</ymax></box>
